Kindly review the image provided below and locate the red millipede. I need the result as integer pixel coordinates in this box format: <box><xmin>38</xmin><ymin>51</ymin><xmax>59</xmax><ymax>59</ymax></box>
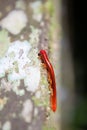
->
<box><xmin>38</xmin><ymin>50</ymin><xmax>57</xmax><ymax>112</ymax></box>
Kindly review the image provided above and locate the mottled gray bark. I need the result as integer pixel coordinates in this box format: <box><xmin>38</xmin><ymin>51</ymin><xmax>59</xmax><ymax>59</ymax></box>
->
<box><xmin>0</xmin><ymin>79</ymin><xmax>46</xmax><ymax>130</ymax></box>
<box><xmin>0</xmin><ymin>0</ymin><xmax>60</xmax><ymax>130</ymax></box>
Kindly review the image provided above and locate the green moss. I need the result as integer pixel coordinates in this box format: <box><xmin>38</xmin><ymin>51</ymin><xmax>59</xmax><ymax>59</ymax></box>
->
<box><xmin>32</xmin><ymin>92</ymin><xmax>49</xmax><ymax>108</ymax></box>
<box><xmin>0</xmin><ymin>29</ymin><xmax>10</xmax><ymax>57</ymax></box>
<box><xmin>42</xmin><ymin>126</ymin><xmax>56</xmax><ymax>130</ymax></box>
<box><xmin>41</xmin><ymin>75</ymin><xmax>48</xmax><ymax>86</ymax></box>
<box><xmin>32</xmin><ymin>96</ymin><xmax>41</xmax><ymax>106</ymax></box>
<box><xmin>44</xmin><ymin>1</ymin><xmax>58</xmax><ymax>53</ymax></box>
<box><xmin>44</xmin><ymin>0</ymin><xmax>54</xmax><ymax>17</ymax></box>
<box><xmin>13</xmin><ymin>61</ymin><xmax>19</xmax><ymax>73</ymax></box>
<box><xmin>41</xmin><ymin>78</ymin><xmax>47</xmax><ymax>86</ymax></box>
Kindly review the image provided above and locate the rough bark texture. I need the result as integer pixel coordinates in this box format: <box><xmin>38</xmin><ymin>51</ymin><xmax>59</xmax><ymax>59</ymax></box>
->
<box><xmin>0</xmin><ymin>0</ymin><xmax>60</xmax><ymax>130</ymax></box>
<box><xmin>0</xmin><ymin>79</ymin><xmax>46</xmax><ymax>130</ymax></box>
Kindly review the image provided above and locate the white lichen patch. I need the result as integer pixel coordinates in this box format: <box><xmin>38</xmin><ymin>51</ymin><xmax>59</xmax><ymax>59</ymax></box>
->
<box><xmin>34</xmin><ymin>107</ymin><xmax>38</xmax><ymax>117</ymax></box>
<box><xmin>29</xmin><ymin>26</ymin><xmax>41</xmax><ymax>46</ymax></box>
<box><xmin>2</xmin><ymin>121</ymin><xmax>11</xmax><ymax>130</ymax></box>
<box><xmin>30</xmin><ymin>1</ymin><xmax>42</xmax><ymax>22</ymax></box>
<box><xmin>0</xmin><ymin>40</ymin><xmax>40</xmax><ymax>94</ymax></box>
<box><xmin>24</xmin><ymin>66</ymin><xmax>40</xmax><ymax>92</ymax></box>
<box><xmin>0</xmin><ymin>10</ymin><xmax>28</xmax><ymax>35</ymax></box>
<box><xmin>21</xmin><ymin>99</ymin><xmax>33</xmax><ymax>123</ymax></box>
<box><xmin>0</xmin><ymin>67</ymin><xmax>5</xmax><ymax>78</ymax></box>
<box><xmin>30</xmin><ymin>62</ymin><xmax>50</xmax><ymax>108</ymax></box>
<box><xmin>13</xmin><ymin>86</ymin><xmax>25</xmax><ymax>96</ymax></box>
<box><xmin>28</xmin><ymin>48</ymin><xmax>40</xmax><ymax>65</ymax></box>
<box><xmin>0</xmin><ymin>97</ymin><xmax>8</xmax><ymax>111</ymax></box>
<box><xmin>0</xmin><ymin>27</ymin><xmax>49</xmax><ymax>109</ymax></box>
